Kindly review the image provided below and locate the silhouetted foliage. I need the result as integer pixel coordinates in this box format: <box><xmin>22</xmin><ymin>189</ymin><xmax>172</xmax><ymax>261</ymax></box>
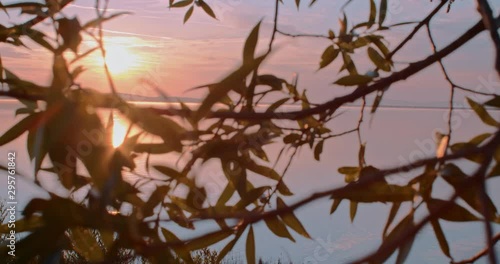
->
<box><xmin>0</xmin><ymin>0</ymin><xmax>499</xmax><ymax>263</ymax></box>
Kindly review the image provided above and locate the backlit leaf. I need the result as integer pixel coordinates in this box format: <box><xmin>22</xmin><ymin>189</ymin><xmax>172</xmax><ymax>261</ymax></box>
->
<box><xmin>0</xmin><ymin>112</ymin><xmax>42</xmax><ymax>147</ymax></box>
<box><xmin>319</xmin><ymin>45</ymin><xmax>339</xmax><ymax>69</ymax></box>
<box><xmin>467</xmin><ymin>97</ymin><xmax>498</xmax><ymax>127</ymax></box>
<box><xmin>183</xmin><ymin>6</ymin><xmax>194</xmax><ymax>24</ymax></box>
<box><xmin>246</xmin><ymin>226</ymin><xmax>256</xmax><ymax>264</ymax></box>
<box><xmin>264</xmin><ymin>216</ymin><xmax>295</xmax><ymax>242</ymax></box>
<box><xmin>244</xmin><ymin>21</ymin><xmax>261</xmax><ymax>63</ymax></box>
<box><xmin>57</xmin><ymin>17</ymin><xmax>82</xmax><ymax>52</ymax></box>
<box><xmin>383</xmin><ymin>202</ymin><xmax>401</xmax><ymax>237</ymax></box>
<box><xmin>368</xmin><ymin>0</ymin><xmax>376</xmax><ymax>28</ymax></box>
<box><xmin>314</xmin><ymin>140</ymin><xmax>324</xmax><ymax>161</ymax></box>
<box><xmin>198</xmin><ymin>0</ymin><xmax>216</xmax><ymax>19</ymax></box>
<box><xmin>379</xmin><ymin>0</ymin><xmax>387</xmax><ymax>26</ymax></box>
<box><xmin>334</xmin><ymin>74</ymin><xmax>372</xmax><ymax>86</ymax></box>
<box><xmin>350</xmin><ymin>201</ymin><xmax>358</xmax><ymax>222</ymax></box>
<box><xmin>368</xmin><ymin>47</ymin><xmax>390</xmax><ymax>71</ymax></box>
<box><xmin>485</xmin><ymin>95</ymin><xmax>500</xmax><ymax>108</ymax></box>
<box><xmin>428</xmin><ymin>199</ymin><xmax>479</xmax><ymax>222</ymax></box>
<box><xmin>277</xmin><ymin>197</ymin><xmax>310</xmax><ymax>239</ymax></box>
<box><xmin>430</xmin><ymin>219</ymin><xmax>451</xmax><ymax>258</ymax></box>
<box><xmin>171</xmin><ymin>0</ymin><xmax>193</xmax><ymax>8</ymax></box>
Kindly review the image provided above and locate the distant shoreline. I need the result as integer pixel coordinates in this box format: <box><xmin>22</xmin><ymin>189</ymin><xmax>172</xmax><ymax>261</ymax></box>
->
<box><xmin>0</xmin><ymin>96</ymin><xmax>497</xmax><ymax>111</ymax></box>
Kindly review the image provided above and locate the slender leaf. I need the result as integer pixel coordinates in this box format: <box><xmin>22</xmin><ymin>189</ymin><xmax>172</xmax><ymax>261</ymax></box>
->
<box><xmin>264</xmin><ymin>216</ymin><xmax>295</xmax><ymax>242</ymax></box>
<box><xmin>246</xmin><ymin>226</ymin><xmax>256</xmax><ymax>264</ymax></box>
<box><xmin>467</xmin><ymin>97</ymin><xmax>499</xmax><ymax>127</ymax></box>
<box><xmin>277</xmin><ymin>197</ymin><xmax>310</xmax><ymax>239</ymax></box>
<box><xmin>184</xmin><ymin>6</ymin><xmax>194</xmax><ymax>24</ymax></box>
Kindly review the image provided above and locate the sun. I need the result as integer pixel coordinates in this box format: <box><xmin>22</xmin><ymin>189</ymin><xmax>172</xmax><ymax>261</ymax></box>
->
<box><xmin>102</xmin><ymin>45</ymin><xmax>139</xmax><ymax>75</ymax></box>
<box><xmin>112</xmin><ymin>118</ymin><xmax>128</xmax><ymax>148</ymax></box>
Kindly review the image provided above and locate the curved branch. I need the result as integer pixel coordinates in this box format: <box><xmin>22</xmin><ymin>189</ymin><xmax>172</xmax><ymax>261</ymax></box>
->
<box><xmin>207</xmin><ymin>14</ymin><xmax>500</xmax><ymax>120</ymax></box>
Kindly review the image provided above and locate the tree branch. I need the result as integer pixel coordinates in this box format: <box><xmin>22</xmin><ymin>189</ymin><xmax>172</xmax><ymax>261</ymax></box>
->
<box><xmin>477</xmin><ymin>0</ymin><xmax>500</xmax><ymax>76</ymax></box>
<box><xmin>452</xmin><ymin>233</ymin><xmax>500</xmax><ymax>264</ymax></box>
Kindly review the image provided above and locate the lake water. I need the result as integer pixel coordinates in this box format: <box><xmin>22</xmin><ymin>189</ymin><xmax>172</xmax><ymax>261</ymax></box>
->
<box><xmin>0</xmin><ymin>100</ymin><xmax>499</xmax><ymax>263</ymax></box>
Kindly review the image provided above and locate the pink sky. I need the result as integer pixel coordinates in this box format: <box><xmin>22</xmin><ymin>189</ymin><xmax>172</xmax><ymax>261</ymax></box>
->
<box><xmin>1</xmin><ymin>0</ymin><xmax>499</xmax><ymax>105</ymax></box>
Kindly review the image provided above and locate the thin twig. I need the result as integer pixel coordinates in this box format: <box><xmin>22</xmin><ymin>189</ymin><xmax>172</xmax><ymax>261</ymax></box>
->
<box><xmin>387</xmin><ymin>0</ymin><xmax>447</xmax><ymax>60</ymax></box>
<box><xmin>267</xmin><ymin>0</ymin><xmax>280</xmax><ymax>53</ymax></box>
<box><xmin>426</xmin><ymin>25</ymin><xmax>455</xmax><ymax>156</ymax></box>
<box><xmin>452</xmin><ymin>233</ymin><xmax>500</xmax><ymax>264</ymax></box>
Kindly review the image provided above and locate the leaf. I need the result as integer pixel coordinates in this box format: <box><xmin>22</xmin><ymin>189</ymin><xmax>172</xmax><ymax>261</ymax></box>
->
<box><xmin>57</xmin><ymin>17</ymin><xmax>82</xmax><ymax>52</ymax></box>
<box><xmin>277</xmin><ymin>197</ymin><xmax>310</xmax><ymax>239</ymax></box>
<box><xmin>319</xmin><ymin>45</ymin><xmax>339</xmax><ymax>69</ymax></box>
<box><xmin>4</xmin><ymin>69</ymin><xmax>39</xmax><ymax>109</ymax></box>
<box><xmin>328</xmin><ymin>29</ymin><xmax>335</xmax><ymax>39</ymax></box>
<box><xmin>171</xmin><ymin>0</ymin><xmax>193</xmax><ymax>8</ymax></box>
<box><xmin>257</xmin><ymin>75</ymin><xmax>284</xmax><ymax>91</ymax></box>
<box><xmin>489</xmin><ymin>162</ymin><xmax>500</xmax><ymax>177</ymax></box>
<box><xmin>216</xmin><ymin>183</ymin><xmax>235</xmax><ymax>208</ymax></box>
<box><xmin>0</xmin><ymin>112</ymin><xmax>42</xmax><ymax>146</ymax></box>
<box><xmin>283</xmin><ymin>133</ymin><xmax>301</xmax><ymax>144</ymax></box>
<box><xmin>371</xmin><ymin>90</ymin><xmax>384</xmax><ymax>114</ymax></box>
<box><xmin>441</xmin><ymin>163</ymin><xmax>497</xmax><ymax>216</ymax></box>
<box><xmin>120</xmin><ymin>104</ymin><xmax>185</xmax><ymax>151</ymax></box>
<box><xmin>428</xmin><ymin>199</ymin><xmax>479</xmax><ymax>222</ymax></box>
<box><xmin>196</xmin><ymin>54</ymin><xmax>266</xmax><ymax>120</ymax></box>
<box><xmin>378</xmin><ymin>0</ymin><xmax>387</xmax><ymax>26</ymax></box>
<box><xmin>339</xmin><ymin>13</ymin><xmax>347</xmax><ymax>36</ymax></box>
<box><xmin>236</xmin><ymin>186</ymin><xmax>269</xmax><ymax>209</ymax></box>
<box><xmin>341</xmin><ymin>51</ymin><xmax>358</xmax><ymax>75</ymax></box>
<box><xmin>184</xmin><ymin>6</ymin><xmax>194</xmax><ymax>24</ymax></box>
<box><xmin>314</xmin><ymin>140</ymin><xmax>324</xmax><ymax>161</ymax></box>
<box><xmin>383</xmin><ymin>202</ymin><xmax>401</xmax><ymax>237</ymax></box>
<box><xmin>366</xmin><ymin>35</ymin><xmax>390</xmax><ymax>57</ymax></box>
<box><xmin>245</xmin><ymin>159</ymin><xmax>281</xmax><ymax>181</ymax></box>
<box><xmin>395</xmin><ymin>229</ymin><xmax>415</xmax><ymax>264</ymax></box>
<box><xmin>277</xmin><ymin>181</ymin><xmax>293</xmax><ymax>196</ymax></box>
<box><xmin>198</xmin><ymin>0</ymin><xmax>216</xmax><ymax>19</ymax></box>
<box><xmin>358</xmin><ymin>144</ymin><xmax>366</xmax><ymax>167</ymax></box>
<box><xmin>350</xmin><ymin>201</ymin><xmax>358</xmax><ymax>222</ymax></box>
<box><xmin>244</xmin><ymin>21</ymin><xmax>261</xmax><ymax>63</ymax></box>
<box><xmin>339</xmin><ymin>182</ymin><xmax>415</xmax><ymax>203</ymax></box>
<box><xmin>430</xmin><ymin>219</ymin><xmax>451</xmax><ymax>258</ymax></box>
<box><xmin>485</xmin><ymin>95</ymin><xmax>500</xmax><ymax>108</ymax></box>
<box><xmin>338</xmin><ymin>166</ymin><xmax>360</xmax><ymax>174</ymax></box>
<box><xmin>368</xmin><ymin>47</ymin><xmax>390</xmax><ymax>71</ymax></box>
<box><xmin>467</xmin><ymin>97</ymin><xmax>499</xmax><ymax>127</ymax></box>
<box><xmin>24</xmin><ymin>28</ymin><xmax>54</xmax><ymax>52</ymax></box>
<box><xmin>143</xmin><ymin>185</ymin><xmax>169</xmax><ymax>217</ymax></box>
<box><xmin>217</xmin><ymin>235</ymin><xmax>239</xmax><ymax>263</ymax></box>
<box><xmin>450</xmin><ymin>142</ymin><xmax>484</xmax><ymax>164</ymax></box>
<box><xmin>469</xmin><ymin>133</ymin><xmax>491</xmax><ymax>145</ymax></box>
<box><xmin>368</xmin><ymin>0</ymin><xmax>376</xmax><ymax>28</ymax></box>
<box><xmin>246</xmin><ymin>226</ymin><xmax>256</xmax><ymax>264</ymax></box>
<box><xmin>334</xmin><ymin>74</ymin><xmax>372</xmax><ymax>86</ymax></box>
<box><xmin>264</xmin><ymin>216</ymin><xmax>295</xmax><ymax>242</ymax></box>
<box><xmin>374</xmin><ymin>214</ymin><xmax>414</xmax><ymax>263</ymax></box>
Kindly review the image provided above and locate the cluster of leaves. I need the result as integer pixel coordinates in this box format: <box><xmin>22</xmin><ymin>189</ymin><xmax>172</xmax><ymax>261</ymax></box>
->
<box><xmin>0</xmin><ymin>0</ymin><xmax>498</xmax><ymax>264</ymax></box>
